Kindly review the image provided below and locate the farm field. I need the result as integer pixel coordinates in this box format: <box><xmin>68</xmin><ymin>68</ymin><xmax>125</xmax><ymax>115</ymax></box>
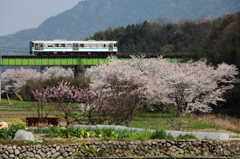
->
<box><xmin>0</xmin><ymin>99</ymin><xmax>37</xmax><ymax>121</ymax></box>
<box><xmin>1</xmin><ymin>99</ymin><xmax>240</xmax><ymax>138</ymax></box>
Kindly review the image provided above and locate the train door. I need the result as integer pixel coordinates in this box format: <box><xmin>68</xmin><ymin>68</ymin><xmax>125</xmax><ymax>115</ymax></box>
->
<box><xmin>35</xmin><ymin>43</ymin><xmax>43</xmax><ymax>50</ymax></box>
<box><xmin>109</xmin><ymin>43</ymin><xmax>113</xmax><ymax>51</ymax></box>
<box><xmin>73</xmin><ymin>43</ymin><xmax>78</xmax><ymax>51</ymax></box>
<box><xmin>39</xmin><ymin>43</ymin><xmax>43</xmax><ymax>50</ymax></box>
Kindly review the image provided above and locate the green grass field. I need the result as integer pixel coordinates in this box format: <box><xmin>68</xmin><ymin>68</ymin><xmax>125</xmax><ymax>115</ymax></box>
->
<box><xmin>1</xmin><ymin>99</ymin><xmax>240</xmax><ymax>137</ymax></box>
<box><xmin>0</xmin><ymin>99</ymin><xmax>37</xmax><ymax>121</ymax></box>
<box><xmin>130</xmin><ymin>110</ymin><xmax>217</xmax><ymax>131</ymax></box>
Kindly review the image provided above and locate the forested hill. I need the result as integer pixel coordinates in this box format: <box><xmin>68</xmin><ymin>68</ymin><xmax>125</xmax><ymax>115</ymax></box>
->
<box><xmin>89</xmin><ymin>11</ymin><xmax>240</xmax><ymax>69</ymax></box>
<box><xmin>0</xmin><ymin>0</ymin><xmax>240</xmax><ymax>55</ymax></box>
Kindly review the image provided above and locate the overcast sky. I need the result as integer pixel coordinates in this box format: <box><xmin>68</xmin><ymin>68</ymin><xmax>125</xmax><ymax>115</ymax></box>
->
<box><xmin>0</xmin><ymin>0</ymin><xmax>82</xmax><ymax>36</ymax></box>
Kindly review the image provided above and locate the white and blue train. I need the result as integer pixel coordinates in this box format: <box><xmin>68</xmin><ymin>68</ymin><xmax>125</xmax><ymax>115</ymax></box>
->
<box><xmin>30</xmin><ymin>40</ymin><xmax>118</xmax><ymax>56</ymax></box>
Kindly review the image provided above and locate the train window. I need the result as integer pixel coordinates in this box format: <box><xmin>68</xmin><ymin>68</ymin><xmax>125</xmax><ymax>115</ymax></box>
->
<box><xmin>48</xmin><ymin>43</ymin><xmax>53</xmax><ymax>47</ymax></box>
<box><xmin>60</xmin><ymin>44</ymin><xmax>66</xmax><ymax>47</ymax></box>
<box><xmin>114</xmin><ymin>44</ymin><xmax>116</xmax><ymax>47</ymax></box>
<box><xmin>67</xmin><ymin>44</ymin><xmax>72</xmax><ymax>47</ymax></box>
<box><xmin>73</xmin><ymin>43</ymin><xmax>78</xmax><ymax>47</ymax></box>
<box><xmin>80</xmin><ymin>44</ymin><xmax>84</xmax><ymax>47</ymax></box>
<box><xmin>104</xmin><ymin>44</ymin><xmax>106</xmax><ymax>47</ymax></box>
<box><xmin>54</xmin><ymin>44</ymin><xmax>59</xmax><ymax>47</ymax></box>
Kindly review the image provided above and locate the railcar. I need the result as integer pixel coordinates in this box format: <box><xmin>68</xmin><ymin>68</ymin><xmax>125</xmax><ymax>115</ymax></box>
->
<box><xmin>30</xmin><ymin>40</ymin><xmax>118</xmax><ymax>56</ymax></box>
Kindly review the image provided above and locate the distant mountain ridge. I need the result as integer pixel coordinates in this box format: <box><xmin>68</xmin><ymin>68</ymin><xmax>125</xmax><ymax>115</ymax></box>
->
<box><xmin>0</xmin><ymin>0</ymin><xmax>239</xmax><ymax>55</ymax></box>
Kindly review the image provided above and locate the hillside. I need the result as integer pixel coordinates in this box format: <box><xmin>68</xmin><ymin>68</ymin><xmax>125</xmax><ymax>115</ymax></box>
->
<box><xmin>0</xmin><ymin>0</ymin><xmax>239</xmax><ymax>55</ymax></box>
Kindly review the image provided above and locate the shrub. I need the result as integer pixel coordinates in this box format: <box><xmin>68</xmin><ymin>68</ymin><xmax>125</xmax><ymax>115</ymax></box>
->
<box><xmin>69</xmin><ymin>127</ymin><xmax>85</xmax><ymax>138</ymax></box>
<box><xmin>151</xmin><ymin>129</ymin><xmax>174</xmax><ymax>140</ymax></box>
<box><xmin>176</xmin><ymin>133</ymin><xmax>198</xmax><ymax>139</ymax></box>
<box><xmin>48</xmin><ymin>125</ymin><xmax>61</xmax><ymax>137</ymax></box>
<box><xmin>101</xmin><ymin>128</ymin><xmax>118</xmax><ymax>138</ymax></box>
<box><xmin>7</xmin><ymin>118</ymin><xmax>27</xmax><ymax>129</ymax></box>
<box><xmin>0</xmin><ymin>119</ymin><xmax>27</xmax><ymax>139</ymax></box>
<box><xmin>0</xmin><ymin>129</ymin><xmax>9</xmax><ymax>139</ymax></box>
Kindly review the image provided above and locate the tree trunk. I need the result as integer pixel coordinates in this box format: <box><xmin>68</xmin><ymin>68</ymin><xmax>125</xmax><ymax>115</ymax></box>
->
<box><xmin>176</xmin><ymin>104</ymin><xmax>185</xmax><ymax>117</ymax></box>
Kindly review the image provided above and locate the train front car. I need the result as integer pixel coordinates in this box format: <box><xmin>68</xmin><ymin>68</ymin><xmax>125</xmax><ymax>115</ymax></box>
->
<box><xmin>30</xmin><ymin>40</ymin><xmax>118</xmax><ymax>57</ymax></box>
<box><xmin>30</xmin><ymin>40</ymin><xmax>47</xmax><ymax>55</ymax></box>
<box><xmin>30</xmin><ymin>41</ymin><xmax>33</xmax><ymax>54</ymax></box>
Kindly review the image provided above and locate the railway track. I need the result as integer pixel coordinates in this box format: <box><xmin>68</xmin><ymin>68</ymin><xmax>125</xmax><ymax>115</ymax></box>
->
<box><xmin>2</xmin><ymin>53</ymin><xmax>193</xmax><ymax>59</ymax></box>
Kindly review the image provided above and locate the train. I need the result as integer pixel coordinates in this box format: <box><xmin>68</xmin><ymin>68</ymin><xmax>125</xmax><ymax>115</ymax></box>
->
<box><xmin>30</xmin><ymin>40</ymin><xmax>118</xmax><ymax>56</ymax></box>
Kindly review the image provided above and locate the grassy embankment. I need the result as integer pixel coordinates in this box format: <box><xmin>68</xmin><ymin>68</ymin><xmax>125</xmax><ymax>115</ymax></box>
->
<box><xmin>0</xmin><ymin>99</ymin><xmax>240</xmax><ymax>138</ymax></box>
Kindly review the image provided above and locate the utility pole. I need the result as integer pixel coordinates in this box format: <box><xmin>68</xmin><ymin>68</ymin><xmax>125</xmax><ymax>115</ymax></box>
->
<box><xmin>0</xmin><ymin>48</ymin><xmax>2</xmax><ymax>102</ymax></box>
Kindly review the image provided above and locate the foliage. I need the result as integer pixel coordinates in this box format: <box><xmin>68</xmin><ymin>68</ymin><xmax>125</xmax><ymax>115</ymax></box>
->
<box><xmin>32</xmin><ymin>81</ymin><xmax>82</xmax><ymax>127</ymax></box>
<box><xmin>20</xmin><ymin>75</ymin><xmax>90</xmax><ymax>120</ymax></box>
<box><xmin>33</xmin><ymin>76</ymin><xmax>143</xmax><ymax>126</ymax></box>
<box><xmin>1</xmin><ymin>66</ymin><xmax>74</xmax><ymax>99</ymax></box>
<box><xmin>0</xmin><ymin>129</ymin><xmax>10</xmax><ymax>139</ymax></box>
<box><xmin>7</xmin><ymin>118</ymin><xmax>27</xmax><ymax>130</ymax></box>
<box><xmin>0</xmin><ymin>119</ymin><xmax>26</xmax><ymax>139</ymax></box>
<box><xmin>90</xmin><ymin>19</ymin><xmax>213</xmax><ymax>54</ymax></box>
<box><xmin>12</xmin><ymin>67</ymin><xmax>90</xmax><ymax>120</ymax></box>
<box><xmin>48</xmin><ymin>125</ymin><xmax>61</xmax><ymax>137</ymax></box>
<box><xmin>32</xmin><ymin>80</ymin><xmax>109</xmax><ymax>127</ymax></box>
<box><xmin>1</xmin><ymin>67</ymin><xmax>41</xmax><ymax>95</ymax></box>
<box><xmin>202</xmin><ymin>12</ymin><xmax>240</xmax><ymax>69</ymax></box>
<box><xmin>89</xmin><ymin>11</ymin><xmax>240</xmax><ymax>72</ymax></box>
<box><xmin>160</xmin><ymin>44</ymin><xmax>175</xmax><ymax>53</ymax></box>
<box><xmin>86</xmin><ymin>56</ymin><xmax>147</xmax><ymax>125</ymax></box>
<box><xmin>86</xmin><ymin>56</ymin><xmax>238</xmax><ymax>117</ymax></box>
<box><xmin>151</xmin><ymin>129</ymin><xmax>174</xmax><ymax>140</ymax></box>
<box><xmin>30</xmin><ymin>126</ymin><xmax>88</xmax><ymax>138</ymax></box>
<box><xmin>20</xmin><ymin>74</ymin><xmax>90</xmax><ymax>101</ymax></box>
<box><xmin>77</xmin><ymin>89</ymin><xmax>113</xmax><ymax>125</ymax></box>
<box><xmin>41</xmin><ymin>66</ymin><xmax>74</xmax><ymax>78</ymax></box>
<box><xmin>176</xmin><ymin>133</ymin><xmax>198</xmax><ymax>139</ymax></box>
<box><xmin>101</xmin><ymin>128</ymin><xmax>119</xmax><ymax>138</ymax></box>
<box><xmin>29</xmin><ymin>126</ymin><xmax>175</xmax><ymax>141</ymax></box>
<box><xmin>127</xmin><ymin>131</ymin><xmax>153</xmax><ymax>140</ymax></box>
<box><xmin>7</xmin><ymin>119</ymin><xmax>27</xmax><ymax>138</ymax></box>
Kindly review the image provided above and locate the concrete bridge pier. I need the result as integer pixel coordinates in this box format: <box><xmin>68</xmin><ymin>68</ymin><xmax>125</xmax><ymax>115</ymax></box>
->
<box><xmin>74</xmin><ymin>65</ymin><xmax>85</xmax><ymax>78</ymax></box>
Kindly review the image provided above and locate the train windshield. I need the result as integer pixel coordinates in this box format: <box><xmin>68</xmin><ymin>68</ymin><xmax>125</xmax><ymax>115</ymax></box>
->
<box><xmin>29</xmin><ymin>41</ymin><xmax>34</xmax><ymax>54</ymax></box>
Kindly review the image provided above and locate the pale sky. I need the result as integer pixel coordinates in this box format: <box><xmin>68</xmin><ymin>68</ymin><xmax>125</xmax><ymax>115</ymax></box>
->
<box><xmin>0</xmin><ymin>0</ymin><xmax>82</xmax><ymax>36</ymax></box>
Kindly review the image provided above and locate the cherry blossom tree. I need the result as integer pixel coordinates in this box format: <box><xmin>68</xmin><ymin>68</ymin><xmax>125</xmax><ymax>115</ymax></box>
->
<box><xmin>1</xmin><ymin>66</ymin><xmax>74</xmax><ymax>95</ymax></box>
<box><xmin>104</xmin><ymin>76</ymin><xmax>146</xmax><ymax>126</ymax></box>
<box><xmin>86</xmin><ymin>56</ymin><xmax>239</xmax><ymax>117</ymax></box>
<box><xmin>1</xmin><ymin>67</ymin><xmax>41</xmax><ymax>94</ymax></box>
<box><xmin>158</xmin><ymin>60</ymin><xmax>239</xmax><ymax>116</ymax></box>
<box><xmin>76</xmin><ymin>89</ymin><xmax>113</xmax><ymax>125</ymax></box>
<box><xmin>86</xmin><ymin>56</ymin><xmax>148</xmax><ymax>125</ymax></box>
<box><xmin>41</xmin><ymin>66</ymin><xmax>74</xmax><ymax>78</ymax></box>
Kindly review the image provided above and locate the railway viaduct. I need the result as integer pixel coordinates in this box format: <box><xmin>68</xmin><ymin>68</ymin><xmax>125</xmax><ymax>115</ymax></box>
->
<box><xmin>0</xmin><ymin>53</ymin><xmax>193</xmax><ymax>76</ymax></box>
